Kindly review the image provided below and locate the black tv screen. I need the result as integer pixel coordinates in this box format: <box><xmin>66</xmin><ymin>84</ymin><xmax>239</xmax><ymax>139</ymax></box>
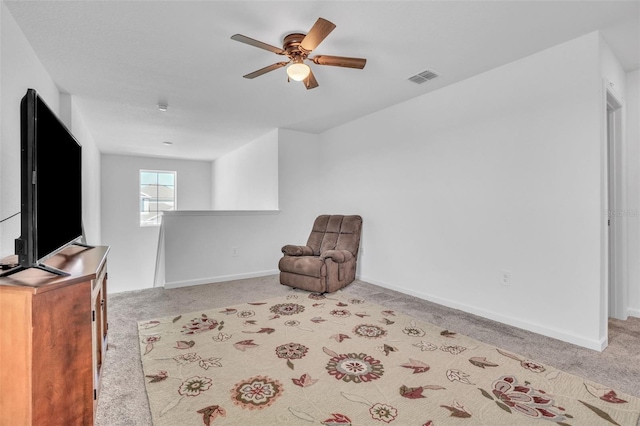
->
<box><xmin>33</xmin><ymin>91</ymin><xmax>83</xmax><ymax>259</ymax></box>
<box><xmin>9</xmin><ymin>88</ymin><xmax>84</xmax><ymax>275</ymax></box>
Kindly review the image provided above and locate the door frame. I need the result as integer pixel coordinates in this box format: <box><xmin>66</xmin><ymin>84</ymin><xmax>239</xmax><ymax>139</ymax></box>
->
<box><xmin>605</xmin><ymin>80</ymin><xmax>627</xmax><ymax>321</ymax></box>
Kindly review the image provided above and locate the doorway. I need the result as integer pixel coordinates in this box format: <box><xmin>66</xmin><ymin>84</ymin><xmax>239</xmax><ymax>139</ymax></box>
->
<box><xmin>607</xmin><ymin>88</ymin><xmax>626</xmax><ymax>320</ymax></box>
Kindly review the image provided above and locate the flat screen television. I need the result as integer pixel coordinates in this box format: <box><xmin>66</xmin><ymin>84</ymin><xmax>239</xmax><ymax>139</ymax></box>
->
<box><xmin>1</xmin><ymin>88</ymin><xmax>87</xmax><ymax>277</ymax></box>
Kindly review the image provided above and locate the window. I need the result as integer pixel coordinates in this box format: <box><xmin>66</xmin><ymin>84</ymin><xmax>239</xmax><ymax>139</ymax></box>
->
<box><xmin>140</xmin><ymin>170</ymin><xmax>176</xmax><ymax>226</ymax></box>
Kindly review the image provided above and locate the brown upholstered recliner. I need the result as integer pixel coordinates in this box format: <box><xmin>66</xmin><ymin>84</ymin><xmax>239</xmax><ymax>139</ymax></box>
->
<box><xmin>279</xmin><ymin>215</ymin><xmax>362</xmax><ymax>293</ymax></box>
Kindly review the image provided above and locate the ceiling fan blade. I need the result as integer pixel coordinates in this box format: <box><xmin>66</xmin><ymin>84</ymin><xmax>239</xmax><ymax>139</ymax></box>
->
<box><xmin>300</xmin><ymin>18</ymin><xmax>336</xmax><ymax>52</ymax></box>
<box><xmin>311</xmin><ymin>55</ymin><xmax>367</xmax><ymax>69</ymax></box>
<box><xmin>231</xmin><ymin>34</ymin><xmax>285</xmax><ymax>55</ymax></box>
<box><xmin>243</xmin><ymin>62</ymin><xmax>289</xmax><ymax>79</ymax></box>
<box><xmin>304</xmin><ymin>69</ymin><xmax>319</xmax><ymax>90</ymax></box>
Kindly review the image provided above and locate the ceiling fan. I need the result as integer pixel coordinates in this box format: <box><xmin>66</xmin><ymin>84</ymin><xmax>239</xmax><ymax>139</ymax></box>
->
<box><xmin>231</xmin><ymin>17</ymin><xmax>366</xmax><ymax>90</ymax></box>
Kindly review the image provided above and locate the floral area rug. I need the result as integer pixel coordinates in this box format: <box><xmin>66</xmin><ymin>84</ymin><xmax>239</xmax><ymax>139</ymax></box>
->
<box><xmin>138</xmin><ymin>290</ymin><xmax>640</xmax><ymax>425</ymax></box>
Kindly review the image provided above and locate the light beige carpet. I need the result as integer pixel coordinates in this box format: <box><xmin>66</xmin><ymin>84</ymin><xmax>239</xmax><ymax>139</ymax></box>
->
<box><xmin>138</xmin><ymin>289</ymin><xmax>640</xmax><ymax>425</ymax></box>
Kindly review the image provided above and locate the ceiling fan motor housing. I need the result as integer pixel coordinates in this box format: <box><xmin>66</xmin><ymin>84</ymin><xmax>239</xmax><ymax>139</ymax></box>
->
<box><xmin>283</xmin><ymin>33</ymin><xmax>309</xmax><ymax>59</ymax></box>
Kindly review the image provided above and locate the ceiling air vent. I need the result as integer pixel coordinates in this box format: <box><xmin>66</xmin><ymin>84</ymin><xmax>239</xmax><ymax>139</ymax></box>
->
<box><xmin>408</xmin><ymin>69</ymin><xmax>439</xmax><ymax>84</ymax></box>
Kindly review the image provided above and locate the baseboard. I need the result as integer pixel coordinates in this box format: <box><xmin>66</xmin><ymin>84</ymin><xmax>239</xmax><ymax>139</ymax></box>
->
<box><xmin>165</xmin><ymin>269</ymin><xmax>279</xmax><ymax>289</ymax></box>
<box><xmin>357</xmin><ymin>275</ymin><xmax>607</xmax><ymax>352</ymax></box>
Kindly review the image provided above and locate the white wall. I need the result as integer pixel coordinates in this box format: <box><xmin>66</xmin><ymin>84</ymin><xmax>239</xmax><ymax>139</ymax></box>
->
<box><xmin>600</xmin><ymin>37</ymin><xmax>627</xmax><ymax>100</ymax></box>
<box><xmin>72</xmin><ymin>98</ymin><xmax>102</xmax><ymax>245</ymax></box>
<box><xmin>59</xmin><ymin>93</ymin><xmax>102</xmax><ymax>246</ymax></box>
<box><xmin>317</xmin><ymin>32</ymin><xmax>604</xmax><ymax>349</ymax></box>
<box><xmin>277</xmin><ymin>129</ymin><xmax>324</xmax><ymax>224</ymax></box>
<box><xmin>101</xmin><ymin>154</ymin><xmax>212</xmax><ymax>293</ymax></box>
<box><xmin>211</xmin><ymin>129</ymin><xmax>279</xmax><ymax>210</ymax></box>
<box><xmin>627</xmin><ymin>69</ymin><xmax>640</xmax><ymax>317</ymax></box>
<box><xmin>1</xmin><ymin>2</ymin><xmax>60</xmax><ymax>257</ymax></box>
<box><xmin>1</xmin><ymin>4</ymin><xmax>101</xmax><ymax>259</ymax></box>
<box><xmin>1</xmin><ymin>3</ymin><xmax>4</xmax><ymax>251</ymax></box>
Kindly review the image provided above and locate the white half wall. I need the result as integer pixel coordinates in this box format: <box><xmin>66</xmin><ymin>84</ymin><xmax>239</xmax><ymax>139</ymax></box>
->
<box><xmin>158</xmin><ymin>129</ymin><xmax>325</xmax><ymax>289</ymax></box>
<box><xmin>211</xmin><ymin>129</ymin><xmax>278</xmax><ymax>210</ymax></box>
<box><xmin>161</xmin><ymin>210</ymin><xmax>281</xmax><ymax>288</ymax></box>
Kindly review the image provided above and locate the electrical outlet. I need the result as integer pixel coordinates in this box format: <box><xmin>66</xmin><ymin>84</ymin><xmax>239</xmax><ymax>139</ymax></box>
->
<box><xmin>500</xmin><ymin>269</ymin><xmax>511</xmax><ymax>286</ymax></box>
<box><xmin>232</xmin><ymin>247</ymin><xmax>239</xmax><ymax>257</ymax></box>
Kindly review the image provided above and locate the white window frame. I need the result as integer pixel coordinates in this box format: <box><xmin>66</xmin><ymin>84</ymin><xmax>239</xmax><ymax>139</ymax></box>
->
<box><xmin>139</xmin><ymin>169</ymin><xmax>177</xmax><ymax>227</ymax></box>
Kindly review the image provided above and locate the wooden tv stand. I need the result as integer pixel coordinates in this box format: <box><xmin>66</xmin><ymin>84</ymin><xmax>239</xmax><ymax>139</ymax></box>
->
<box><xmin>0</xmin><ymin>245</ymin><xmax>110</xmax><ymax>426</ymax></box>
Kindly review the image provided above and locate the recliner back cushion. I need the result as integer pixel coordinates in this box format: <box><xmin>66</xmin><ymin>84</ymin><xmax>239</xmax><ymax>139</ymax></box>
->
<box><xmin>306</xmin><ymin>215</ymin><xmax>362</xmax><ymax>257</ymax></box>
<box><xmin>335</xmin><ymin>215</ymin><xmax>362</xmax><ymax>255</ymax></box>
<box><xmin>306</xmin><ymin>215</ymin><xmax>330</xmax><ymax>255</ymax></box>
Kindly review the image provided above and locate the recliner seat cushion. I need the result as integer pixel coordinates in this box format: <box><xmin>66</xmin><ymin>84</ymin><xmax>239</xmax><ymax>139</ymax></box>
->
<box><xmin>278</xmin><ymin>255</ymin><xmax>325</xmax><ymax>278</ymax></box>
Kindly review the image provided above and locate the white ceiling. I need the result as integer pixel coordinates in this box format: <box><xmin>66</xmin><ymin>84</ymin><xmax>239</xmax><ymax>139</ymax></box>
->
<box><xmin>4</xmin><ymin>1</ymin><xmax>639</xmax><ymax>161</ymax></box>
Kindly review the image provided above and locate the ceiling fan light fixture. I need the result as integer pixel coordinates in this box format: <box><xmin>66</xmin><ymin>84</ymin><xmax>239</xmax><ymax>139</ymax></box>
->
<box><xmin>287</xmin><ymin>58</ymin><xmax>310</xmax><ymax>81</ymax></box>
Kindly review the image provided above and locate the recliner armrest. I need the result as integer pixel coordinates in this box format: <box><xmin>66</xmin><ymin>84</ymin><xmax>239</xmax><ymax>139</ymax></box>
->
<box><xmin>320</xmin><ymin>249</ymin><xmax>354</xmax><ymax>263</ymax></box>
<box><xmin>281</xmin><ymin>245</ymin><xmax>314</xmax><ymax>256</ymax></box>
